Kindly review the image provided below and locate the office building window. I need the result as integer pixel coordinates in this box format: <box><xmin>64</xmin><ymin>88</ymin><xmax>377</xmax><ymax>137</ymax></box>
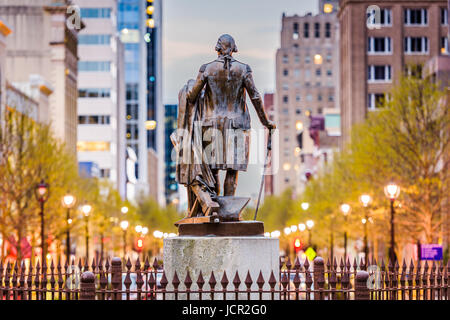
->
<box><xmin>78</xmin><ymin>88</ymin><xmax>110</xmax><ymax>98</ymax></box>
<box><xmin>283</xmin><ymin>55</ymin><xmax>289</xmax><ymax>63</ymax></box>
<box><xmin>442</xmin><ymin>8</ymin><xmax>448</xmax><ymax>25</ymax></box>
<box><xmin>78</xmin><ymin>115</ymin><xmax>111</xmax><ymax>124</ymax></box>
<box><xmin>441</xmin><ymin>37</ymin><xmax>449</xmax><ymax>54</ymax></box>
<box><xmin>283</xmin><ymin>69</ymin><xmax>289</xmax><ymax>76</ymax></box>
<box><xmin>367</xmin><ymin>8</ymin><xmax>392</xmax><ymax>26</ymax></box>
<box><xmin>305</xmin><ymin>55</ymin><xmax>311</xmax><ymax>63</ymax></box>
<box><xmin>404</xmin><ymin>9</ymin><xmax>428</xmax><ymax>25</ymax></box>
<box><xmin>78</xmin><ymin>61</ymin><xmax>111</xmax><ymax>72</ymax></box>
<box><xmin>293</xmin><ymin>22</ymin><xmax>299</xmax><ymax>39</ymax></box>
<box><xmin>78</xmin><ymin>34</ymin><xmax>111</xmax><ymax>45</ymax></box>
<box><xmin>325</xmin><ymin>22</ymin><xmax>331</xmax><ymax>38</ymax></box>
<box><xmin>368</xmin><ymin>37</ymin><xmax>392</xmax><ymax>54</ymax></box>
<box><xmin>294</xmin><ymin>69</ymin><xmax>300</xmax><ymax>78</ymax></box>
<box><xmin>126</xmin><ymin>103</ymin><xmax>139</xmax><ymax>120</ymax></box>
<box><xmin>368</xmin><ymin>93</ymin><xmax>387</xmax><ymax>110</ymax></box>
<box><xmin>296</xmin><ymin>108</ymin><xmax>301</xmax><ymax>115</ymax></box>
<box><xmin>317</xmin><ymin>94</ymin><xmax>322</xmax><ymax>101</ymax></box>
<box><xmin>296</xmin><ymin>94</ymin><xmax>301</xmax><ymax>102</ymax></box>
<box><xmin>314</xmin><ymin>23</ymin><xmax>320</xmax><ymax>38</ymax></box>
<box><xmin>126</xmin><ymin>83</ymin><xmax>139</xmax><ymax>100</ymax></box>
<box><xmin>404</xmin><ymin>37</ymin><xmax>429</xmax><ymax>54</ymax></box>
<box><xmin>80</xmin><ymin>8</ymin><xmax>112</xmax><ymax>18</ymax></box>
<box><xmin>327</xmin><ymin>70</ymin><xmax>332</xmax><ymax>76</ymax></box>
<box><xmin>126</xmin><ymin>124</ymin><xmax>139</xmax><ymax>140</ymax></box>
<box><xmin>316</xmin><ymin>68</ymin><xmax>321</xmax><ymax>76</ymax></box>
<box><xmin>100</xmin><ymin>169</ymin><xmax>111</xmax><ymax>178</ymax></box>
<box><xmin>368</xmin><ymin>65</ymin><xmax>392</xmax><ymax>82</ymax></box>
<box><xmin>306</xmin><ymin>94</ymin><xmax>313</xmax><ymax>101</ymax></box>
<box><xmin>328</xmin><ymin>94</ymin><xmax>334</xmax><ymax>102</ymax></box>
<box><xmin>283</xmin><ymin>96</ymin><xmax>289</xmax><ymax>103</ymax></box>
<box><xmin>304</xmin><ymin>23</ymin><xmax>309</xmax><ymax>38</ymax></box>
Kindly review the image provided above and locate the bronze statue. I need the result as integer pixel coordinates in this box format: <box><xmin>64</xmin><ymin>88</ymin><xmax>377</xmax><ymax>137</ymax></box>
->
<box><xmin>172</xmin><ymin>34</ymin><xmax>275</xmax><ymax>230</ymax></box>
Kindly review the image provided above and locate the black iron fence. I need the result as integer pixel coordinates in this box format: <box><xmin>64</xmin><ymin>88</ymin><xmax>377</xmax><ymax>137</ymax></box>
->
<box><xmin>0</xmin><ymin>256</ymin><xmax>448</xmax><ymax>300</ymax></box>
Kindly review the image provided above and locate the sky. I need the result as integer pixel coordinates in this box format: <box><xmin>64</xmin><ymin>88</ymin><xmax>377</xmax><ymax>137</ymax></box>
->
<box><xmin>162</xmin><ymin>0</ymin><xmax>319</xmax><ymax>203</ymax></box>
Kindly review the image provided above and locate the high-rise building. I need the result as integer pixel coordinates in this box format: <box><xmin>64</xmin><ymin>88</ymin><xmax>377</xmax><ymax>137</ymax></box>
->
<box><xmin>274</xmin><ymin>1</ymin><xmax>340</xmax><ymax>196</ymax></box>
<box><xmin>339</xmin><ymin>0</ymin><xmax>448</xmax><ymax>146</ymax></box>
<box><xmin>1</xmin><ymin>0</ymin><xmax>82</xmax><ymax>153</ymax></box>
<box><xmin>164</xmin><ymin>104</ymin><xmax>178</xmax><ymax>204</ymax></box>
<box><xmin>75</xmin><ymin>0</ymin><xmax>126</xmax><ymax>198</ymax></box>
<box><xmin>117</xmin><ymin>0</ymin><xmax>164</xmax><ymax>203</ymax></box>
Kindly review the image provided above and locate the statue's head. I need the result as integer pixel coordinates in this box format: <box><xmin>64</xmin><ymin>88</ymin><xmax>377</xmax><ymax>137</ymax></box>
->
<box><xmin>215</xmin><ymin>34</ymin><xmax>238</xmax><ymax>56</ymax></box>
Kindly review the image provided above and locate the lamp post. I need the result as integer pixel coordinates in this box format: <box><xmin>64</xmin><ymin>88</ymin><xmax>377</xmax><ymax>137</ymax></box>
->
<box><xmin>120</xmin><ymin>220</ymin><xmax>129</xmax><ymax>258</ymax></box>
<box><xmin>62</xmin><ymin>194</ymin><xmax>76</xmax><ymax>262</ymax></box>
<box><xmin>306</xmin><ymin>220</ymin><xmax>314</xmax><ymax>248</ymax></box>
<box><xmin>81</xmin><ymin>204</ymin><xmax>92</xmax><ymax>261</ymax></box>
<box><xmin>340</xmin><ymin>203</ymin><xmax>351</xmax><ymax>260</ymax></box>
<box><xmin>301</xmin><ymin>202</ymin><xmax>309</xmax><ymax>212</ymax></box>
<box><xmin>384</xmin><ymin>182</ymin><xmax>400</xmax><ymax>263</ymax></box>
<box><xmin>359</xmin><ymin>194</ymin><xmax>371</xmax><ymax>265</ymax></box>
<box><xmin>35</xmin><ymin>180</ymin><xmax>49</xmax><ymax>264</ymax></box>
<box><xmin>121</xmin><ymin>206</ymin><xmax>128</xmax><ymax>214</ymax></box>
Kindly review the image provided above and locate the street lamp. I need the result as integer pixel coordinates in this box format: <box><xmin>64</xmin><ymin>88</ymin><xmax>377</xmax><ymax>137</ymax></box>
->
<box><xmin>142</xmin><ymin>227</ymin><xmax>148</xmax><ymax>235</ymax></box>
<box><xmin>121</xmin><ymin>206</ymin><xmax>129</xmax><ymax>214</ymax></box>
<box><xmin>120</xmin><ymin>220</ymin><xmax>129</xmax><ymax>258</ymax></box>
<box><xmin>301</xmin><ymin>202</ymin><xmax>309</xmax><ymax>211</ymax></box>
<box><xmin>62</xmin><ymin>193</ymin><xmax>76</xmax><ymax>262</ymax></box>
<box><xmin>135</xmin><ymin>225</ymin><xmax>143</xmax><ymax>234</ymax></box>
<box><xmin>298</xmin><ymin>223</ymin><xmax>306</xmax><ymax>232</ymax></box>
<box><xmin>35</xmin><ymin>180</ymin><xmax>49</xmax><ymax>264</ymax></box>
<box><xmin>340</xmin><ymin>203</ymin><xmax>351</xmax><ymax>260</ymax></box>
<box><xmin>359</xmin><ymin>194</ymin><xmax>372</xmax><ymax>265</ymax></box>
<box><xmin>306</xmin><ymin>219</ymin><xmax>314</xmax><ymax>248</ymax></box>
<box><xmin>81</xmin><ymin>204</ymin><xmax>92</xmax><ymax>261</ymax></box>
<box><xmin>384</xmin><ymin>182</ymin><xmax>400</xmax><ymax>262</ymax></box>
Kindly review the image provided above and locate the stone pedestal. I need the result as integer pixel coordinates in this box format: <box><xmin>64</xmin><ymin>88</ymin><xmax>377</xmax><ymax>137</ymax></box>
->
<box><xmin>163</xmin><ymin>236</ymin><xmax>279</xmax><ymax>300</ymax></box>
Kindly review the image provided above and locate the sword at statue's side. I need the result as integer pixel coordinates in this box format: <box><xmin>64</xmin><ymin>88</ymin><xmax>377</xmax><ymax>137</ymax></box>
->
<box><xmin>254</xmin><ymin>129</ymin><xmax>273</xmax><ymax>221</ymax></box>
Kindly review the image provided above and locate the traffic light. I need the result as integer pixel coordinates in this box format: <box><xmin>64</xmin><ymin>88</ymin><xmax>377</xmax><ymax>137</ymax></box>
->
<box><xmin>134</xmin><ymin>237</ymin><xmax>144</xmax><ymax>252</ymax></box>
<box><xmin>294</xmin><ymin>237</ymin><xmax>302</xmax><ymax>253</ymax></box>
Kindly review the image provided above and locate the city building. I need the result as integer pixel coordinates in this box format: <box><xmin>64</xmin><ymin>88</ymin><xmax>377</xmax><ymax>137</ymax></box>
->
<box><xmin>339</xmin><ymin>0</ymin><xmax>448</xmax><ymax>146</ymax></box>
<box><xmin>118</xmin><ymin>0</ymin><xmax>164</xmax><ymax>204</ymax></box>
<box><xmin>0</xmin><ymin>19</ymin><xmax>12</xmax><ymax>117</ymax></box>
<box><xmin>75</xmin><ymin>0</ymin><xmax>126</xmax><ymax>198</ymax></box>
<box><xmin>164</xmin><ymin>104</ymin><xmax>178</xmax><ymax>204</ymax></box>
<box><xmin>273</xmin><ymin>1</ymin><xmax>340</xmax><ymax>196</ymax></box>
<box><xmin>0</xmin><ymin>0</ymin><xmax>82</xmax><ymax>153</ymax></box>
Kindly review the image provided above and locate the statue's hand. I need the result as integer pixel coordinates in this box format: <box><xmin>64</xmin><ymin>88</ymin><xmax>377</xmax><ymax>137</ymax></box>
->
<box><xmin>265</xmin><ymin>121</ymin><xmax>276</xmax><ymax>130</ymax></box>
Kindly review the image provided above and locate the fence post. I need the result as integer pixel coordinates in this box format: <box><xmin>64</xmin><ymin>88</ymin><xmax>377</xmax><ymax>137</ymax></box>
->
<box><xmin>80</xmin><ymin>271</ymin><xmax>96</xmax><ymax>300</ymax></box>
<box><xmin>313</xmin><ymin>257</ymin><xmax>325</xmax><ymax>300</ymax></box>
<box><xmin>111</xmin><ymin>257</ymin><xmax>122</xmax><ymax>300</ymax></box>
<box><xmin>355</xmin><ymin>271</ymin><xmax>370</xmax><ymax>300</ymax></box>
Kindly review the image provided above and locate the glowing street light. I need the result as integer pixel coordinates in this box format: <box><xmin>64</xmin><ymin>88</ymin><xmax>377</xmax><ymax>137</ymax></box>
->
<box><xmin>135</xmin><ymin>225</ymin><xmax>143</xmax><ymax>233</ymax></box>
<box><xmin>290</xmin><ymin>225</ymin><xmax>298</xmax><ymax>232</ymax></box>
<box><xmin>340</xmin><ymin>203</ymin><xmax>351</xmax><ymax>259</ymax></box>
<box><xmin>359</xmin><ymin>194</ymin><xmax>372</xmax><ymax>265</ymax></box>
<box><xmin>305</xmin><ymin>220</ymin><xmax>314</xmax><ymax>248</ymax></box>
<box><xmin>121</xmin><ymin>206</ymin><xmax>129</xmax><ymax>214</ymax></box>
<box><xmin>384</xmin><ymin>182</ymin><xmax>400</xmax><ymax>262</ymax></box>
<box><xmin>81</xmin><ymin>204</ymin><xmax>92</xmax><ymax>260</ymax></box>
<box><xmin>120</xmin><ymin>220</ymin><xmax>129</xmax><ymax>258</ymax></box>
<box><xmin>35</xmin><ymin>180</ymin><xmax>49</xmax><ymax>264</ymax></box>
<box><xmin>142</xmin><ymin>227</ymin><xmax>149</xmax><ymax>235</ymax></box>
<box><xmin>284</xmin><ymin>227</ymin><xmax>291</xmax><ymax>235</ymax></box>
<box><xmin>62</xmin><ymin>193</ymin><xmax>76</xmax><ymax>261</ymax></box>
<box><xmin>301</xmin><ymin>202</ymin><xmax>309</xmax><ymax>211</ymax></box>
<box><xmin>298</xmin><ymin>223</ymin><xmax>306</xmax><ymax>232</ymax></box>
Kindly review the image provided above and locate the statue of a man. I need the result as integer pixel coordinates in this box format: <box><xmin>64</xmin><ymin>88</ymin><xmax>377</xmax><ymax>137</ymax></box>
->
<box><xmin>186</xmin><ymin>34</ymin><xmax>275</xmax><ymax>197</ymax></box>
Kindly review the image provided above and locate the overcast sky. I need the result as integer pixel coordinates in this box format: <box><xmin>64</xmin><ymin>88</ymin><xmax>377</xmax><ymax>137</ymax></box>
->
<box><xmin>162</xmin><ymin>0</ymin><xmax>319</xmax><ymax>202</ymax></box>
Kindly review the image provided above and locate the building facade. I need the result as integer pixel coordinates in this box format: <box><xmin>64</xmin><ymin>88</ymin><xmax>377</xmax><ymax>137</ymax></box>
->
<box><xmin>0</xmin><ymin>0</ymin><xmax>81</xmax><ymax>153</ymax></box>
<box><xmin>117</xmin><ymin>0</ymin><xmax>164</xmax><ymax>204</ymax></box>
<box><xmin>339</xmin><ymin>0</ymin><xmax>448</xmax><ymax>146</ymax></box>
<box><xmin>274</xmin><ymin>1</ymin><xmax>340</xmax><ymax>196</ymax></box>
<box><xmin>75</xmin><ymin>0</ymin><xmax>126</xmax><ymax>198</ymax></box>
<box><xmin>164</xmin><ymin>104</ymin><xmax>178</xmax><ymax>204</ymax></box>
